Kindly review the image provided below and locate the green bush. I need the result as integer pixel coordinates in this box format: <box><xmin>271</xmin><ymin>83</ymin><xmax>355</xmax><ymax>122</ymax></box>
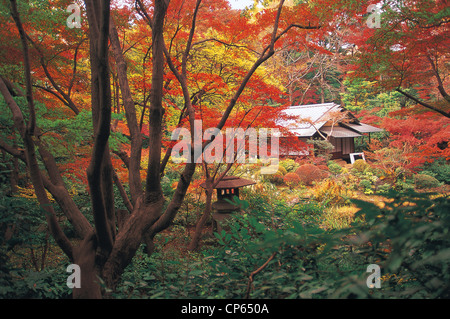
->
<box><xmin>328</xmin><ymin>161</ymin><xmax>343</xmax><ymax>175</ymax></box>
<box><xmin>352</xmin><ymin>159</ymin><xmax>369</xmax><ymax>173</ymax></box>
<box><xmin>307</xmin><ymin>138</ymin><xmax>334</xmax><ymax>161</ymax></box>
<box><xmin>376</xmin><ymin>183</ymin><xmax>391</xmax><ymax>194</ymax></box>
<box><xmin>114</xmin><ymin>188</ymin><xmax>450</xmax><ymax>299</ymax></box>
<box><xmin>424</xmin><ymin>159</ymin><xmax>450</xmax><ymax>184</ymax></box>
<box><xmin>414</xmin><ymin>174</ymin><xmax>441</xmax><ymax>189</ymax></box>
<box><xmin>279</xmin><ymin>159</ymin><xmax>299</xmax><ymax>173</ymax></box>
<box><xmin>358</xmin><ymin>179</ymin><xmax>372</xmax><ymax>190</ymax></box>
<box><xmin>349</xmin><ymin>190</ymin><xmax>450</xmax><ymax>298</ymax></box>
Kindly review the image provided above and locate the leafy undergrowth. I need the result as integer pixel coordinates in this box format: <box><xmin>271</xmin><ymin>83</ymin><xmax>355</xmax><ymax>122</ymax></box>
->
<box><xmin>2</xmin><ymin>167</ymin><xmax>449</xmax><ymax>299</ymax></box>
<box><xmin>112</xmin><ymin>187</ymin><xmax>450</xmax><ymax>299</ymax></box>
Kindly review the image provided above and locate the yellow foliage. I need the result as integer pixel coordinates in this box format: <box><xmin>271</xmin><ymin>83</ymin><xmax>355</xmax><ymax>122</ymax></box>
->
<box><xmin>15</xmin><ymin>186</ymin><xmax>55</xmax><ymax>202</ymax></box>
<box><xmin>429</xmin><ymin>192</ymin><xmax>450</xmax><ymax>200</ymax></box>
<box><xmin>381</xmin><ymin>273</ymin><xmax>416</xmax><ymax>285</ymax></box>
<box><xmin>277</xmin><ymin>166</ymin><xmax>288</xmax><ymax>176</ymax></box>
<box><xmin>321</xmin><ymin>205</ymin><xmax>361</xmax><ymax>230</ymax></box>
<box><xmin>310</xmin><ymin>179</ymin><xmax>350</xmax><ymax>206</ymax></box>
<box><xmin>352</xmin><ymin>159</ymin><xmax>369</xmax><ymax>173</ymax></box>
<box><xmin>334</xmin><ymin>205</ymin><xmax>360</xmax><ymax>217</ymax></box>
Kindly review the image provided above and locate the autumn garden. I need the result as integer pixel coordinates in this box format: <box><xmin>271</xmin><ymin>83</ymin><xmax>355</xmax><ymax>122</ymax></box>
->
<box><xmin>0</xmin><ymin>0</ymin><xmax>449</xmax><ymax>300</ymax></box>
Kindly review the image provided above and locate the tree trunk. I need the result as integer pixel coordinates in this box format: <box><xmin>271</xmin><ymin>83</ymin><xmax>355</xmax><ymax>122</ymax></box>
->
<box><xmin>188</xmin><ymin>179</ymin><xmax>213</xmax><ymax>251</ymax></box>
<box><xmin>72</xmin><ymin>233</ymin><xmax>102</xmax><ymax>299</ymax></box>
<box><xmin>97</xmin><ymin>0</ymin><xmax>169</xmax><ymax>292</ymax></box>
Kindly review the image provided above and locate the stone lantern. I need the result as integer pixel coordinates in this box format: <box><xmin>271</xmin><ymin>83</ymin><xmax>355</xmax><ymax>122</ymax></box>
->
<box><xmin>200</xmin><ymin>176</ymin><xmax>256</xmax><ymax>233</ymax></box>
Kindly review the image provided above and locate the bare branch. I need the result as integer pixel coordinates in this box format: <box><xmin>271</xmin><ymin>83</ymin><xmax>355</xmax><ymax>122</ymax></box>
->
<box><xmin>9</xmin><ymin>0</ymin><xmax>36</xmax><ymax>134</ymax></box>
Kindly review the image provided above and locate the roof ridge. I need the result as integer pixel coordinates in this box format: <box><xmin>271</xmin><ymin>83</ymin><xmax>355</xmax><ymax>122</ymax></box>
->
<box><xmin>287</xmin><ymin>102</ymin><xmax>337</xmax><ymax>108</ymax></box>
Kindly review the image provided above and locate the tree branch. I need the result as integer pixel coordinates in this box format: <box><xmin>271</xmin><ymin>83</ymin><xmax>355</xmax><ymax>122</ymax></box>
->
<box><xmin>245</xmin><ymin>252</ymin><xmax>277</xmax><ymax>299</ymax></box>
<box><xmin>9</xmin><ymin>0</ymin><xmax>36</xmax><ymax>134</ymax></box>
<box><xmin>426</xmin><ymin>54</ymin><xmax>450</xmax><ymax>103</ymax></box>
<box><xmin>110</xmin><ymin>18</ymin><xmax>143</xmax><ymax>204</ymax></box>
<box><xmin>24</xmin><ymin>33</ymin><xmax>80</xmax><ymax>115</ymax></box>
<box><xmin>0</xmin><ymin>76</ymin><xmax>74</xmax><ymax>260</ymax></box>
<box><xmin>396</xmin><ymin>88</ymin><xmax>450</xmax><ymax>119</ymax></box>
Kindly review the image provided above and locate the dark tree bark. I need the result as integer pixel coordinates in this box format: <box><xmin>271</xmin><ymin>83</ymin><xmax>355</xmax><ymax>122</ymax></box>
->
<box><xmin>84</xmin><ymin>0</ymin><xmax>115</xmax><ymax>263</ymax></box>
<box><xmin>101</xmin><ymin>0</ymin><xmax>169</xmax><ymax>290</ymax></box>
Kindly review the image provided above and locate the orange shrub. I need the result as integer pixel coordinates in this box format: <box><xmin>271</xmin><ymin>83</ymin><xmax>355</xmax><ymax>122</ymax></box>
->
<box><xmin>295</xmin><ymin>164</ymin><xmax>330</xmax><ymax>186</ymax></box>
<box><xmin>283</xmin><ymin>172</ymin><xmax>302</xmax><ymax>189</ymax></box>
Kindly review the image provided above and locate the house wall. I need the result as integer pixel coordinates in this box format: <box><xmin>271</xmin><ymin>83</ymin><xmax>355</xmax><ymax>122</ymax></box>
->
<box><xmin>329</xmin><ymin>137</ymin><xmax>354</xmax><ymax>158</ymax></box>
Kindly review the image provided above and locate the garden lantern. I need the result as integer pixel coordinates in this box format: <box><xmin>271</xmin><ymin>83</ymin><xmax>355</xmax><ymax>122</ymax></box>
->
<box><xmin>200</xmin><ymin>176</ymin><xmax>255</xmax><ymax>232</ymax></box>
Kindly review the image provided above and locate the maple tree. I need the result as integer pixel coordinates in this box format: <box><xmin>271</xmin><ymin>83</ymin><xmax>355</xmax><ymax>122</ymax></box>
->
<box><xmin>363</xmin><ymin>106</ymin><xmax>450</xmax><ymax>175</ymax></box>
<box><xmin>346</xmin><ymin>0</ymin><xmax>450</xmax><ymax>118</ymax></box>
<box><xmin>270</xmin><ymin>29</ymin><xmax>350</xmax><ymax>105</ymax></box>
<box><xmin>0</xmin><ymin>0</ymin><xmax>343</xmax><ymax>298</ymax></box>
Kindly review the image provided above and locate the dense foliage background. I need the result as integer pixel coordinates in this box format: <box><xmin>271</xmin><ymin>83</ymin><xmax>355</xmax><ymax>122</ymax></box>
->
<box><xmin>0</xmin><ymin>0</ymin><xmax>449</xmax><ymax>299</ymax></box>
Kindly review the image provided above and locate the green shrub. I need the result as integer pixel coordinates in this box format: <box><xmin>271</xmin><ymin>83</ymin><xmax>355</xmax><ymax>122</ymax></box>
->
<box><xmin>307</xmin><ymin>138</ymin><xmax>334</xmax><ymax>161</ymax></box>
<box><xmin>279</xmin><ymin>159</ymin><xmax>299</xmax><ymax>173</ymax></box>
<box><xmin>359</xmin><ymin>179</ymin><xmax>372</xmax><ymax>190</ymax></box>
<box><xmin>425</xmin><ymin>159</ymin><xmax>450</xmax><ymax>184</ymax></box>
<box><xmin>376</xmin><ymin>183</ymin><xmax>391</xmax><ymax>194</ymax></box>
<box><xmin>352</xmin><ymin>159</ymin><xmax>369</xmax><ymax>173</ymax></box>
<box><xmin>161</xmin><ymin>175</ymin><xmax>176</xmax><ymax>197</ymax></box>
<box><xmin>420</xmin><ymin>170</ymin><xmax>436</xmax><ymax>178</ymax></box>
<box><xmin>328</xmin><ymin>161</ymin><xmax>343</xmax><ymax>175</ymax></box>
<box><xmin>349</xmin><ymin>190</ymin><xmax>450</xmax><ymax>298</ymax></box>
<box><xmin>414</xmin><ymin>174</ymin><xmax>441</xmax><ymax>189</ymax></box>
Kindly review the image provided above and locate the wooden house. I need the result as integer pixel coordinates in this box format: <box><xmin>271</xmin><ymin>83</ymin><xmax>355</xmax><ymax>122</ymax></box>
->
<box><xmin>278</xmin><ymin>103</ymin><xmax>383</xmax><ymax>162</ymax></box>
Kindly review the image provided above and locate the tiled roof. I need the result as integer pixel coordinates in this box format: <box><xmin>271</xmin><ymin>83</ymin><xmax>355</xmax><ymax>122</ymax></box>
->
<box><xmin>278</xmin><ymin>103</ymin><xmax>382</xmax><ymax>137</ymax></box>
<box><xmin>278</xmin><ymin>103</ymin><xmax>342</xmax><ymax>137</ymax></box>
<box><xmin>341</xmin><ymin>122</ymin><xmax>384</xmax><ymax>134</ymax></box>
<box><xmin>320</xmin><ymin>126</ymin><xmax>362</xmax><ymax>138</ymax></box>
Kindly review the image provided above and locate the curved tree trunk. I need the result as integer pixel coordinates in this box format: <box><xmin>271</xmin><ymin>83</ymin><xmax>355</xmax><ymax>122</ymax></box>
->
<box><xmin>188</xmin><ymin>179</ymin><xmax>213</xmax><ymax>251</ymax></box>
